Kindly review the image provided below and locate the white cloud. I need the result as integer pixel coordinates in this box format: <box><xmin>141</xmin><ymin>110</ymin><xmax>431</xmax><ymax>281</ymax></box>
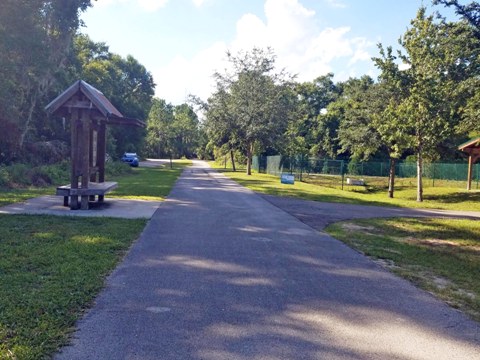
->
<box><xmin>325</xmin><ymin>0</ymin><xmax>347</xmax><ymax>9</ymax></box>
<box><xmin>154</xmin><ymin>0</ymin><xmax>374</xmax><ymax>104</ymax></box>
<box><xmin>154</xmin><ymin>42</ymin><xmax>228</xmax><ymax>104</ymax></box>
<box><xmin>192</xmin><ymin>0</ymin><xmax>206</xmax><ymax>7</ymax></box>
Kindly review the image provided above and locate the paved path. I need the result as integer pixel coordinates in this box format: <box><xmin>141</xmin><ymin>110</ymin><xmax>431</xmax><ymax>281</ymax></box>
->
<box><xmin>55</xmin><ymin>161</ymin><xmax>480</xmax><ymax>360</ymax></box>
<box><xmin>261</xmin><ymin>194</ymin><xmax>480</xmax><ymax>231</ymax></box>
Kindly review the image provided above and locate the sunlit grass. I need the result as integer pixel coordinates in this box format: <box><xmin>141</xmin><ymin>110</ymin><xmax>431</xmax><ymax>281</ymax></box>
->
<box><xmin>212</xmin><ymin>165</ymin><xmax>480</xmax><ymax>211</ymax></box>
<box><xmin>110</xmin><ymin>160</ymin><xmax>191</xmax><ymax>201</ymax></box>
<box><xmin>0</xmin><ymin>187</ymin><xmax>54</xmax><ymax>207</ymax></box>
<box><xmin>326</xmin><ymin>217</ymin><xmax>480</xmax><ymax>321</ymax></box>
<box><xmin>0</xmin><ymin>159</ymin><xmax>191</xmax><ymax>359</ymax></box>
<box><xmin>0</xmin><ymin>215</ymin><xmax>146</xmax><ymax>359</ymax></box>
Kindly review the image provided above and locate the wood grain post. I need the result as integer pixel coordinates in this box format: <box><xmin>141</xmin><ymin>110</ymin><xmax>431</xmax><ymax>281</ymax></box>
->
<box><xmin>97</xmin><ymin>122</ymin><xmax>106</xmax><ymax>202</ymax></box>
<box><xmin>467</xmin><ymin>154</ymin><xmax>473</xmax><ymax>191</ymax></box>
<box><xmin>70</xmin><ymin>108</ymin><xmax>79</xmax><ymax>210</ymax></box>
<box><xmin>80</xmin><ymin>109</ymin><xmax>91</xmax><ymax>210</ymax></box>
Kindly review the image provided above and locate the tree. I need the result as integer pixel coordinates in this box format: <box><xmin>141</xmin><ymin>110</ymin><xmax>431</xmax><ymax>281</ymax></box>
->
<box><xmin>207</xmin><ymin>48</ymin><xmax>295</xmax><ymax>175</ymax></box>
<box><xmin>399</xmin><ymin>7</ymin><xmax>479</xmax><ymax>201</ymax></box>
<box><xmin>336</xmin><ymin>76</ymin><xmax>382</xmax><ymax>162</ymax></box>
<box><xmin>145</xmin><ymin>99</ymin><xmax>200</xmax><ymax>164</ymax></box>
<box><xmin>372</xmin><ymin>46</ymin><xmax>411</xmax><ymax>198</ymax></box>
<box><xmin>434</xmin><ymin>0</ymin><xmax>480</xmax><ymax>38</ymax></box>
<box><xmin>287</xmin><ymin>74</ymin><xmax>339</xmax><ymax>158</ymax></box>
<box><xmin>70</xmin><ymin>35</ymin><xmax>155</xmax><ymax>157</ymax></box>
<box><xmin>0</xmin><ymin>0</ymin><xmax>92</xmax><ymax>160</ymax></box>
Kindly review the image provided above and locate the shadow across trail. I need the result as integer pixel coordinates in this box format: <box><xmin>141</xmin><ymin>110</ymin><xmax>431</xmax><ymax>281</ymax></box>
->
<box><xmin>55</xmin><ymin>161</ymin><xmax>480</xmax><ymax>360</ymax></box>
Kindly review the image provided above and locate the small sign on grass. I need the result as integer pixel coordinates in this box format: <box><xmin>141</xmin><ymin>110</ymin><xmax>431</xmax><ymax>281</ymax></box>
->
<box><xmin>281</xmin><ymin>173</ymin><xmax>295</xmax><ymax>185</ymax></box>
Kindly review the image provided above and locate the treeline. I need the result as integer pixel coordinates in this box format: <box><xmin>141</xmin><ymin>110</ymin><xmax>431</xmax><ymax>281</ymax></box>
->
<box><xmin>197</xmin><ymin>2</ymin><xmax>480</xmax><ymax>201</ymax></box>
<box><xmin>0</xmin><ymin>1</ymin><xmax>156</xmax><ymax>164</ymax></box>
<box><xmin>2</xmin><ymin>1</ymin><xmax>480</xmax><ymax>202</ymax></box>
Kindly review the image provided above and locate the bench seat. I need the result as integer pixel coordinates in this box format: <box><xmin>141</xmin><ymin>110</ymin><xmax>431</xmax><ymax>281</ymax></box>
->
<box><xmin>56</xmin><ymin>181</ymin><xmax>118</xmax><ymax>196</ymax></box>
<box><xmin>56</xmin><ymin>181</ymin><xmax>118</xmax><ymax>209</ymax></box>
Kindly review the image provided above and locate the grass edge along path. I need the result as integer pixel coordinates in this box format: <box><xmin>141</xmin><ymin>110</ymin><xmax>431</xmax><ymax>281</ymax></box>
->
<box><xmin>0</xmin><ymin>161</ymin><xmax>190</xmax><ymax>359</ymax></box>
<box><xmin>213</xmin><ymin>167</ymin><xmax>480</xmax><ymax>212</ymax></box>
<box><xmin>326</xmin><ymin>217</ymin><xmax>480</xmax><ymax>323</ymax></box>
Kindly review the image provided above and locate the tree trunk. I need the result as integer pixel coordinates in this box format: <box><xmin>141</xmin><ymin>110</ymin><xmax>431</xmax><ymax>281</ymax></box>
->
<box><xmin>388</xmin><ymin>158</ymin><xmax>396</xmax><ymax>198</ymax></box>
<box><xmin>170</xmin><ymin>154</ymin><xmax>173</xmax><ymax>169</ymax></box>
<box><xmin>246</xmin><ymin>143</ymin><xmax>253</xmax><ymax>175</ymax></box>
<box><xmin>417</xmin><ymin>147</ymin><xmax>423</xmax><ymax>202</ymax></box>
<box><xmin>230</xmin><ymin>149</ymin><xmax>236</xmax><ymax>172</ymax></box>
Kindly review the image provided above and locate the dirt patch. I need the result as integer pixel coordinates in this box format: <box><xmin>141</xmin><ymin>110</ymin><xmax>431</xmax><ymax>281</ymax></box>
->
<box><xmin>341</xmin><ymin>223</ymin><xmax>375</xmax><ymax>232</ymax></box>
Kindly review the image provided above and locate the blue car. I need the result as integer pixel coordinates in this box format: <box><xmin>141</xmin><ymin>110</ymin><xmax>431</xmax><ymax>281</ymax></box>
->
<box><xmin>121</xmin><ymin>152</ymin><xmax>139</xmax><ymax>167</ymax></box>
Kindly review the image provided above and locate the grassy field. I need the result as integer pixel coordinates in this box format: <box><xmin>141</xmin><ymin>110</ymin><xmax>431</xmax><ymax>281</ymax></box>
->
<box><xmin>326</xmin><ymin>218</ymin><xmax>480</xmax><ymax>322</ymax></box>
<box><xmin>0</xmin><ymin>161</ymin><xmax>190</xmax><ymax>360</ymax></box>
<box><xmin>110</xmin><ymin>160</ymin><xmax>191</xmax><ymax>201</ymax></box>
<box><xmin>212</xmin><ymin>166</ymin><xmax>480</xmax><ymax>211</ymax></box>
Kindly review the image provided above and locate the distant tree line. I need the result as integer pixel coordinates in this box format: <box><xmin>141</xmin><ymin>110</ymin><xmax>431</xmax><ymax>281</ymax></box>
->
<box><xmin>197</xmin><ymin>2</ymin><xmax>480</xmax><ymax>202</ymax></box>
<box><xmin>2</xmin><ymin>1</ymin><xmax>480</xmax><ymax>202</ymax></box>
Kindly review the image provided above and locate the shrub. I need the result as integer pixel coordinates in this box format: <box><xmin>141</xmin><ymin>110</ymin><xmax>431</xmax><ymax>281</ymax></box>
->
<box><xmin>0</xmin><ymin>166</ymin><xmax>10</xmax><ymax>187</ymax></box>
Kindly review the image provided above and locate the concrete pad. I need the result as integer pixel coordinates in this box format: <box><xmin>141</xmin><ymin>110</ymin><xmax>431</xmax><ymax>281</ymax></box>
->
<box><xmin>0</xmin><ymin>195</ymin><xmax>161</xmax><ymax>219</ymax></box>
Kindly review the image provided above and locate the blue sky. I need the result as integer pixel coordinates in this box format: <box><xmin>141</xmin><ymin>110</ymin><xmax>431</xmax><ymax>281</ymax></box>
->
<box><xmin>80</xmin><ymin>0</ymin><xmax>456</xmax><ymax>105</ymax></box>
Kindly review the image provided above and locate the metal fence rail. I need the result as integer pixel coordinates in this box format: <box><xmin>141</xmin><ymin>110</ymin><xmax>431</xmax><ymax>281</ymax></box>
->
<box><xmin>252</xmin><ymin>155</ymin><xmax>480</xmax><ymax>189</ymax></box>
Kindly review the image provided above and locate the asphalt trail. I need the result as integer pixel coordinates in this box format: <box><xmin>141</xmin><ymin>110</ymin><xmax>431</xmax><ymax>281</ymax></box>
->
<box><xmin>55</xmin><ymin>161</ymin><xmax>480</xmax><ymax>360</ymax></box>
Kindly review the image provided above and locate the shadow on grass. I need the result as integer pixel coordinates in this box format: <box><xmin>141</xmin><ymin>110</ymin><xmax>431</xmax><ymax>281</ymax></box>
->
<box><xmin>423</xmin><ymin>191</ymin><xmax>480</xmax><ymax>204</ymax></box>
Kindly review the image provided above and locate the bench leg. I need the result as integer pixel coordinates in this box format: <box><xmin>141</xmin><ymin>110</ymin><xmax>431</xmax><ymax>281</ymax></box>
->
<box><xmin>81</xmin><ymin>195</ymin><xmax>89</xmax><ymax>210</ymax></box>
<box><xmin>70</xmin><ymin>195</ymin><xmax>78</xmax><ymax>210</ymax></box>
<box><xmin>98</xmin><ymin>195</ymin><xmax>104</xmax><ymax>203</ymax></box>
<box><xmin>63</xmin><ymin>196</ymin><xmax>69</xmax><ymax>207</ymax></box>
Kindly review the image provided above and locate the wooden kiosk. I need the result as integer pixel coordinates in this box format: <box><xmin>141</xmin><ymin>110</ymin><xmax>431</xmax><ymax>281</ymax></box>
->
<box><xmin>45</xmin><ymin>80</ymin><xmax>144</xmax><ymax>210</ymax></box>
<box><xmin>458</xmin><ymin>137</ymin><xmax>480</xmax><ymax>190</ymax></box>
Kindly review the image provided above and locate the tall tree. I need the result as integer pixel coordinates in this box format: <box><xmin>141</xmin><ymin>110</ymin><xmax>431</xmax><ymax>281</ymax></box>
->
<box><xmin>207</xmin><ymin>48</ymin><xmax>295</xmax><ymax>175</ymax></box>
<box><xmin>372</xmin><ymin>46</ymin><xmax>411</xmax><ymax>198</ymax></box>
<box><xmin>0</xmin><ymin>0</ymin><xmax>92</xmax><ymax>153</ymax></box>
<box><xmin>70</xmin><ymin>35</ymin><xmax>155</xmax><ymax>156</ymax></box>
<box><xmin>336</xmin><ymin>76</ymin><xmax>382</xmax><ymax>162</ymax></box>
<box><xmin>399</xmin><ymin>7</ymin><xmax>479</xmax><ymax>201</ymax></box>
<box><xmin>287</xmin><ymin>74</ymin><xmax>339</xmax><ymax>158</ymax></box>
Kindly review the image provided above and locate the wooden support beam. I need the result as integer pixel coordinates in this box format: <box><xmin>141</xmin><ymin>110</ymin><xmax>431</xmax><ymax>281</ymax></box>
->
<box><xmin>97</xmin><ymin>123</ymin><xmax>107</xmax><ymax>202</ymax></box>
<box><xmin>467</xmin><ymin>155</ymin><xmax>473</xmax><ymax>191</ymax></box>
<box><xmin>80</xmin><ymin>109</ymin><xmax>91</xmax><ymax>210</ymax></box>
<box><xmin>70</xmin><ymin>108</ymin><xmax>79</xmax><ymax>210</ymax></box>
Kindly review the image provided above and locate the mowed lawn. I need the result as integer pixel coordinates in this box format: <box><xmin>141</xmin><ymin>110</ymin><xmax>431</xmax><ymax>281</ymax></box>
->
<box><xmin>327</xmin><ymin>218</ymin><xmax>480</xmax><ymax>322</ymax></box>
<box><xmin>217</xmin><ymin>166</ymin><xmax>480</xmax><ymax>322</ymax></box>
<box><xmin>216</xmin><ymin>169</ymin><xmax>480</xmax><ymax>212</ymax></box>
<box><xmin>0</xmin><ymin>161</ymin><xmax>190</xmax><ymax>360</ymax></box>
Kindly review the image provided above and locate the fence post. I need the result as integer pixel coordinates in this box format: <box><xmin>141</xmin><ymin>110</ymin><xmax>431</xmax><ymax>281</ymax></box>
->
<box><xmin>477</xmin><ymin>163</ymin><xmax>480</xmax><ymax>190</ymax></box>
<box><xmin>341</xmin><ymin>160</ymin><xmax>344</xmax><ymax>190</ymax></box>
<box><xmin>432</xmin><ymin>163</ymin><xmax>435</xmax><ymax>188</ymax></box>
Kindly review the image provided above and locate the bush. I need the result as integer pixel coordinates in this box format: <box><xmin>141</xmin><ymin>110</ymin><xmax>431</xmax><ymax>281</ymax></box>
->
<box><xmin>105</xmin><ymin>161</ymin><xmax>133</xmax><ymax>177</ymax></box>
<box><xmin>8</xmin><ymin>164</ymin><xmax>30</xmax><ymax>186</ymax></box>
<box><xmin>0</xmin><ymin>166</ymin><xmax>10</xmax><ymax>187</ymax></box>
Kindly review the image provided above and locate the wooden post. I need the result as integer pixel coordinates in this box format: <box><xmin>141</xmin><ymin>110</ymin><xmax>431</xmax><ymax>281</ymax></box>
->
<box><xmin>70</xmin><ymin>108</ymin><xmax>79</xmax><ymax>210</ymax></box>
<box><xmin>89</xmin><ymin>126</ymin><xmax>97</xmax><ymax>201</ymax></box>
<box><xmin>80</xmin><ymin>109</ymin><xmax>91</xmax><ymax>210</ymax></box>
<box><xmin>97</xmin><ymin>122</ymin><xmax>106</xmax><ymax>202</ymax></box>
<box><xmin>467</xmin><ymin>154</ymin><xmax>473</xmax><ymax>191</ymax></box>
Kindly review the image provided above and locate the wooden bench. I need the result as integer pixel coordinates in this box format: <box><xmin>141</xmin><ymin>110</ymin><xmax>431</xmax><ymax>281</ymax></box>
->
<box><xmin>56</xmin><ymin>181</ymin><xmax>118</xmax><ymax>209</ymax></box>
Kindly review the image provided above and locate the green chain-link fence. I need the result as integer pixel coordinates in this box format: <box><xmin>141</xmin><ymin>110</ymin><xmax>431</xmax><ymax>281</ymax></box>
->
<box><xmin>252</xmin><ymin>155</ymin><xmax>480</xmax><ymax>189</ymax></box>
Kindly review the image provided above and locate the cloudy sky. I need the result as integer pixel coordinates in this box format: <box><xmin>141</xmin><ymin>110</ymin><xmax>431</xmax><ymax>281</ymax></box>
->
<box><xmin>81</xmin><ymin>0</ymin><xmax>453</xmax><ymax>105</ymax></box>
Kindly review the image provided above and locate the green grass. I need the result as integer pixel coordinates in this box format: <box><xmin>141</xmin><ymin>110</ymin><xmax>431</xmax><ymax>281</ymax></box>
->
<box><xmin>0</xmin><ymin>160</ymin><xmax>191</xmax><ymax>206</ymax></box>
<box><xmin>110</xmin><ymin>160</ymin><xmax>191</xmax><ymax>200</ymax></box>
<box><xmin>326</xmin><ymin>218</ymin><xmax>480</xmax><ymax>322</ymax></box>
<box><xmin>213</xmin><ymin>167</ymin><xmax>480</xmax><ymax>211</ymax></box>
<box><xmin>0</xmin><ymin>160</ymin><xmax>190</xmax><ymax>359</ymax></box>
<box><xmin>0</xmin><ymin>215</ymin><xmax>147</xmax><ymax>359</ymax></box>
<box><xmin>0</xmin><ymin>187</ymin><xmax>54</xmax><ymax>207</ymax></box>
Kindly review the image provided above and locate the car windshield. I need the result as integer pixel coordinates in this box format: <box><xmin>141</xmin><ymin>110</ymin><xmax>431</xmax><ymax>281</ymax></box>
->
<box><xmin>124</xmin><ymin>153</ymin><xmax>137</xmax><ymax>157</ymax></box>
